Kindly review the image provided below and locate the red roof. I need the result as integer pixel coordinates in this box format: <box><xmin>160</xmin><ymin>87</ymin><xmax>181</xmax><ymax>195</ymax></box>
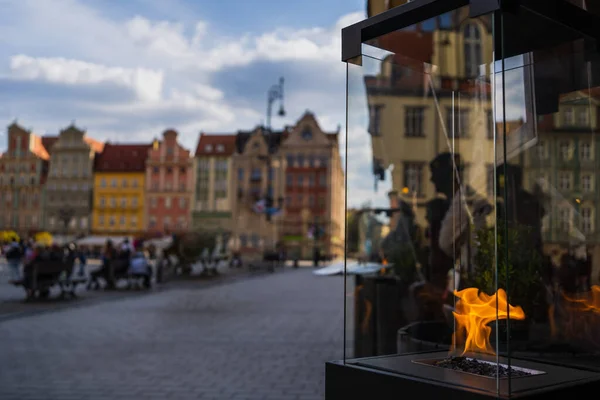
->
<box><xmin>94</xmin><ymin>143</ymin><xmax>151</xmax><ymax>172</ymax></box>
<box><xmin>41</xmin><ymin>136</ymin><xmax>58</xmax><ymax>154</ymax></box>
<box><xmin>194</xmin><ymin>133</ymin><xmax>237</xmax><ymax>156</ymax></box>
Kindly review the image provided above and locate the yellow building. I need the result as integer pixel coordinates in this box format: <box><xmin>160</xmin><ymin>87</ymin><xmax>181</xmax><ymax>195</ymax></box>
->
<box><xmin>91</xmin><ymin>143</ymin><xmax>151</xmax><ymax>236</ymax></box>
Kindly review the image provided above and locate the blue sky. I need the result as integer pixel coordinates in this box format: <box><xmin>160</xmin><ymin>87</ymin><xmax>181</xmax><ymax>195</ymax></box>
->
<box><xmin>0</xmin><ymin>0</ymin><xmax>391</xmax><ymax>207</ymax></box>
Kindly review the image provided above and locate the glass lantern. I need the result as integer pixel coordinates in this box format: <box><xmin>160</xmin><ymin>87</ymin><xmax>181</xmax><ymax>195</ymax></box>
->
<box><xmin>327</xmin><ymin>1</ymin><xmax>600</xmax><ymax>398</ymax></box>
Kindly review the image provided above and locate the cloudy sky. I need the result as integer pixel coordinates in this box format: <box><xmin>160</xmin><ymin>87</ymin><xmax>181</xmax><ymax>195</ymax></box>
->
<box><xmin>0</xmin><ymin>0</ymin><xmax>391</xmax><ymax>208</ymax></box>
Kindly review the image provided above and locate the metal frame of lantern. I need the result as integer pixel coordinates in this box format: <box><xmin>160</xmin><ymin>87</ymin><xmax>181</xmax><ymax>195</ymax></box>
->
<box><xmin>327</xmin><ymin>1</ymin><xmax>600</xmax><ymax>399</ymax></box>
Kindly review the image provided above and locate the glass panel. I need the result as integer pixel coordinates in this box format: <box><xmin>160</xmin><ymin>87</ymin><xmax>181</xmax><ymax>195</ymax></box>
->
<box><xmin>345</xmin><ymin>4</ymin><xmax>506</xmax><ymax>394</ymax></box>
<box><xmin>497</xmin><ymin>5</ymin><xmax>600</xmax><ymax>397</ymax></box>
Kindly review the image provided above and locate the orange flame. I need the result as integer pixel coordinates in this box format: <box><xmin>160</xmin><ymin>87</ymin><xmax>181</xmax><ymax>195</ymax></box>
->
<box><xmin>452</xmin><ymin>288</ymin><xmax>526</xmax><ymax>355</ymax></box>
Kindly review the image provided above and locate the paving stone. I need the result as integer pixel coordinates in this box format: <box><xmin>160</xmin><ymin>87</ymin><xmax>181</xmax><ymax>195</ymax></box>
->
<box><xmin>0</xmin><ymin>268</ymin><xmax>346</xmax><ymax>399</ymax></box>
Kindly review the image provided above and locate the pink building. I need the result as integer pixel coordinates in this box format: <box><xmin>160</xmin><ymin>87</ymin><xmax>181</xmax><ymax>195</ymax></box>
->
<box><xmin>145</xmin><ymin>129</ymin><xmax>193</xmax><ymax>234</ymax></box>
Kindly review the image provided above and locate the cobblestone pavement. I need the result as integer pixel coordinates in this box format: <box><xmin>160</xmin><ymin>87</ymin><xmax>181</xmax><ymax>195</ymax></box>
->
<box><xmin>0</xmin><ymin>268</ymin><xmax>346</xmax><ymax>400</ymax></box>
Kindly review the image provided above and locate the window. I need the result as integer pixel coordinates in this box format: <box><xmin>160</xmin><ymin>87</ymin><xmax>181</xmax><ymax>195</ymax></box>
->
<box><xmin>167</xmin><ymin>167</ymin><xmax>173</xmax><ymax>174</ymax></box>
<box><xmin>251</xmin><ymin>168</ymin><xmax>261</xmax><ymax>181</ymax></box>
<box><xmin>121</xmin><ymin>197</ymin><xmax>127</xmax><ymax>207</ymax></box>
<box><xmin>251</xmin><ymin>234</ymin><xmax>260</xmax><ymax>248</ymax></box>
<box><xmin>297</xmin><ymin>175</ymin><xmax>304</xmax><ymax>187</ymax></box>
<box><xmin>111</xmin><ymin>179</ymin><xmax>117</xmax><ymax>188</ymax></box>
<box><xmin>286</xmin><ymin>155</ymin><xmax>295</xmax><ymax>167</ymax></box>
<box><xmin>240</xmin><ymin>234</ymin><xmax>248</xmax><ymax>248</ymax></box>
<box><xmin>405</xmin><ymin>107</ymin><xmax>425</xmax><ymax>137</ymax></box>
<box><xmin>99</xmin><ymin>197</ymin><xmax>106</xmax><ymax>207</ymax></box>
<box><xmin>580</xmin><ymin>141</ymin><xmax>593</xmax><ymax>161</ymax></box>
<box><xmin>558</xmin><ymin>172</ymin><xmax>572</xmax><ymax>191</ymax></box>
<box><xmin>579</xmin><ymin>109</ymin><xmax>590</xmax><ymax>126</ymax></box>
<box><xmin>559</xmin><ymin>141</ymin><xmax>572</xmax><ymax>161</ymax></box>
<box><xmin>100</xmin><ymin>178</ymin><xmax>106</xmax><ymax>188</ymax></box>
<box><xmin>537</xmin><ymin>141</ymin><xmax>548</xmax><ymax>160</ymax></box>
<box><xmin>559</xmin><ymin>207</ymin><xmax>571</xmax><ymax>232</ymax></box>
<box><xmin>309</xmin><ymin>195</ymin><xmax>315</xmax><ymax>207</ymax></box>
<box><xmin>464</xmin><ymin>22</ymin><xmax>482</xmax><ymax>77</ymax></box>
<box><xmin>486</xmin><ymin>110</ymin><xmax>494</xmax><ymax>139</ymax></box>
<box><xmin>110</xmin><ymin>197</ymin><xmax>116</xmax><ymax>207</ymax></box>
<box><xmin>165</xmin><ymin>196</ymin><xmax>171</xmax><ymax>209</ymax></box>
<box><xmin>403</xmin><ymin>162</ymin><xmax>423</xmax><ymax>196</ymax></box>
<box><xmin>582</xmin><ymin>174</ymin><xmax>594</xmax><ymax>192</ymax></box>
<box><xmin>308</xmin><ymin>174</ymin><xmax>315</xmax><ymax>187</ymax></box>
<box><xmin>131</xmin><ymin>180</ymin><xmax>138</xmax><ymax>188</ymax></box>
<box><xmin>308</xmin><ymin>156</ymin><xmax>316</xmax><ymax>168</ymax></box>
<box><xmin>564</xmin><ymin>107</ymin><xmax>575</xmax><ymax>125</ymax></box>
<box><xmin>130</xmin><ymin>216</ymin><xmax>138</xmax><ymax>228</ymax></box>
<box><xmin>319</xmin><ymin>174</ymin><xmax>327</xmax><ymax>187</ymax></box>
<box><xmin>446</xmin><ymin>108</ymin><xmax>470</xmax><ymax>138</ymax></box>
<box><xmin>179</xmin><ymin>197</ymin><xmax>186</xmax><ymax>209</ymax></box>
<box><xmin>132</xmin><ymin>197</ymin><xmax>138</xmax><ymax>207</ymax></box>
<box><xmin>149</xmin><ymin>216</ymin><xmax>156</xmax><ymax>228</ymax></box>
<box><xmin>151</xmin><ymin>197</ymin><xmax>157</xmax><ymax>208</ymax></box>
<box><xmin>164</xmin><ymin>216</ymin><xmax>171</xmax><ymax>229</ymax></box>
<box><xmin>153</xmin><ymin>167</ymin><xmax>159</xmax><ymax>174</ymax></box>
<box><xmin>581</xmin><ymin>207</ymin><xmax>594</xmax><ymax>233</ymax></box>
<box><xmin>369</xmin><ymin>105</ymin><xmax>384</xmax><ymax>136</ymax></box>
<box><xmin>177</xmin><ymin>216</ymin><xmax>185</xmax><ymax>229</ymax></box>
<box><xmin>318</xmin><ymin>196</ymin><xmax>326</xmax><ymax>210</ymax></box>
<box><xmin>286</xmin><ymin>174</ymin><xmax>293</xmax><ymax>187</ymax></box>
<box><xmin>120</xmin><ymin>216</ymin><xmax>126</xmax><ymax>226</ymax></box>
<box><xmin>122</xmin><ymin>179</ymin><xmax>128</xmax><ymax>187</ymax></box>
<box><xmin>216</xmin><ymin>144</ymin><xmax>224</xmax><ymax>152</ymax></box>
<box><xmin>109</xmin><ymin>216</ymin><xmax>115</xmax><ymax>226</ymax></box>
<box><xmin>297</xmin><ymin>154</ymin><xmax>305</xmax><ymax>167</ymax></box>
<box><xmin>238</xmin><ymin>168</ymin><xmax>244</xmax><ymax>181</ymax></box>
<box><xmin>205</xmin><ymin>144</ymin><xmax>213</xmax><ymax>152</ymax></box>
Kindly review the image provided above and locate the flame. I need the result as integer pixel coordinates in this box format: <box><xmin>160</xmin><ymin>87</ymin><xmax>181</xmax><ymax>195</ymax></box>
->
<box><xmin>551</xmin><ymin>285</ymin><xmax>600</xmax><ymax>347</ymax></box>
<box><xmin>452</xmin><ymin>288</ymin><xmax>526</xmax><ymax>355</ymax></box>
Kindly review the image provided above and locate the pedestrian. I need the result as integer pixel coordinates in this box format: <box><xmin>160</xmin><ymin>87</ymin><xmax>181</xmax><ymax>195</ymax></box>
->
<box><xmin>77</xmin><ymin>246</ymin><xmax>87</xmax><ymax>277</ymax></box>
<box><xmin>4</xmin><ymin>239</ymin><xmax>22</xmax><ymax>281</ymax></box>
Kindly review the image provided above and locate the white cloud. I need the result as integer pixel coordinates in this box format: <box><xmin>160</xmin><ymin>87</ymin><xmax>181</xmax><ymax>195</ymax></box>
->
<box><xmin>9</xmin><ymin>54</ymin><xmax>164</xmax><ymax>101</ymax></box>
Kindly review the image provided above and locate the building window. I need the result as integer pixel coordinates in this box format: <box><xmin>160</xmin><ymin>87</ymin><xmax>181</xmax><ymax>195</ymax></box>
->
<box><xmin>308</xmin><ymin>156</ymin><xmax>316</xmax><ymax>168</ymax></box>
<box><xmin>164</xmin><ymin>216</ymin><xmax>171</xmax><ymax>230</ymax></box>
<box><xmin>582</xmin><ymin>174</ymin><xmax>594</xmax><ymax>192</ymax></box>
<box><xmin>486</xmin><ymin>110</ymin><xmax>494</xmax><ymax>139</ymax></box>
<box><xmin>238</xmin><ymin>168</ymin><xmax>244</xmax><ymax>181</ymax></box>
<box><xmin>405</xmin><ymin>107</ymin><xmax>425</xmax><ymax>137</ymax></box>
<box><xmin>318</xmin><ymin>196</ymin><xmax>326</xmax><ymax>210</ymax></box>
<box><xmin>308</xmin><ymin>174</ymin><xmax>315</xmax><ymax>187</ymax></box>
<box><xmin>109</xmin><ymin>216</ymin><xmax>115</xmax><ymax>227</ymax></box>
<box><xmin>403</xmin><ymin>162</ymin><xmax>423</xmax><ymax>196</ymax></box>
<box><xmin>100</xmin><ymin>178</ymin><xmax>106</xmax><ymax>188</ymax></box>
<box><xmin>559</xmin><ymin>141</ymin><xmax>572</xmax><ymax>161</ymax></box>
<box><xmin>580</xmin><ymin>141</ymin><xmax>593</xmax><ymax>161</ymax></box>
<box><xmin>446</xmin><ymin>108</ymin><xmax>469</xmax><ymax>138</ymax></box>
<box><xmin>151</xmin><ymin>197</ymin><xmax>157</xmax><ymax>208</ymax></box>
<box><xmin>122</xmin><ymin>179</ymin><xmax>128</xmax><ymax>187</ymax></box>
<box><xmin>287</xmin><ymin>154</ymin><xmax>295</xmax><ymax>168</ymax></box>
<box><xmin>216</xmin><ymin>144</ymin><xmax>224</xmax><ymax>152</ymax></box>
<box><xmin>120</xmin><ymin>216</ymin><xmax>126</xmax><ymax>226</ymax></box>
<box><xmin>165</xmin><ymin>196</ymin><xmax>171</xmax><ymax>209</ymax></box>
<box><xmin>205</xmin><ymin>144</ymin><xmax>213</xmax><ymax>152</ymax></box>
<box><xmin>286</xmin><ymin>174</ymin><xmax>293</xmax><ymax>187</ymax></box>
<box><xmin>297</xmin><ymin>175</ymin><xmax>304</xmax><ymax>187</ymax></box>
<box><xmin>559</xmin><ymin>207</ymin><xmax>571</xmax><ymax>232</ymax></box>
<box><xmin>369</xmin><ymin>105</ymin><xmax>383</xmax><ymax>136</ymax></box>
<box><xmin>132</xmin><ymin>197</ymin><xmax>138</xmax><ymax>207</ymax></box>
<box><xmin>111</xmin><ymin>179</ymin><xmax>117</xmax><ymax>188</ymax></box>
<box><xmin>121</xmin><ymin>197</ymin><xmax>127</xmax><ymax>207</ymax></box>
<box><xmin>99</xmin><ymin>197</ymin><xmax>106</xmax><ymax>207</ymax></box>
<box><xmin>581</xmin><ymin>207</ymin><xmax>594</xmax><ymax>234</ymax></box>
<box><xmin>579</xmin><ymin>109</ymin><xmax>590</xmax><ymax>126</ymax></box>
<box><xmin>558</xmin><ymin>172</ymin><xmax>572</xmax><ymax>191</ymax></box>
<box><xmin>131</xmin><ymin>180</ymin><xmax>138</xmax><ymax>188</ymax></box>
<box><xmin>297</xmin><ymin>154</ymin><xmax>305</xmax><ymax>167</ymax></box>
<box><xmin>564</xmin><ymin>107</ymin><xmax>575</xmax><ymax>126</ymax></box>
<box><xmin>251</xmin><ymin>234</ymin><xmax>260</xmax><ymax>248</ymax></box>
<box><xmin>319</xmin><ymin>174</ymin><xmax>327</xmax><ymax>187</ymax></box>
<box><xmin>131</xmin><ymin>216</ymin><xmax>138</xmax><ymax>228</ymax></box>
<box><xmin>309</xmin><ymin>195</ymin><xmax>315</xmax><ymax>207</ymax></box>
<box><xmin>153</xmin><ymin>167</ymin><xmax>159</xmax><ymax>174</ymax></box>
<box><xmin>240</xmin><ymin>234</ymin><xmax>248</xmax><ymax>248</ymax></box>
<box><xmin>537</xmin><ymin>140</ymin><xmax>548</xmax><ymax>160</ymax></box>
<box><xmin>109</xmin><ymin>197</ymin><xmax>116</xmax><ymax>207</ymax></box>
<box><xmin>98</xmin><ymin>216</ymin><xmax>103</xmax><ymax>226</ymax></box>
<box><xmin>177</xmin><ymin>216</ymin><xmax>185</xmax><ymax>229</ymax></box>
<box><xmin>179</xmin><ymin>197</ymin><xmax>186</xmax><ymax>209</ymax></box>
<box><xmin>149</xmin><ymin>217</ymin><xmax>156</xmax><ymax>228</ymax></box>
<box><xmin>464</xmin><ymin>22</ymin><xmax>482</xmax><ymax>77</ymax></box>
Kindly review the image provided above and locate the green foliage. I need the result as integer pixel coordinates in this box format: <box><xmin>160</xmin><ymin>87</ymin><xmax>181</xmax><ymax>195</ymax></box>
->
<box><xmin>471</xmin><ymin>225</ymin><xmax>544</xmax><ymax>318</ymax></box>
<box><xmin>386</xmin><ymin>243</ymin><xmax>418</xmax><ymax>283</ymax></box>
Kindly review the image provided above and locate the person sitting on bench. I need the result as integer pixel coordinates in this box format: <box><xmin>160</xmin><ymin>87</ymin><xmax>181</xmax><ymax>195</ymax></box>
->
<box><xmin>129</xmin><ymin>245</ymin><xmax>151</xmax><ymax>288</ymax></box>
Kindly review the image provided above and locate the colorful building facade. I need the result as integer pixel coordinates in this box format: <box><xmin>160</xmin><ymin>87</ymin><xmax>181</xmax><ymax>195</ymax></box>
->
<box><xmin>145</xmin><ymin>129</ymin><xmax>193</xmax><ymax>234</ymax></box>
<box><xmin>192</xmin><ymin>134</ymin><xmax>237</xmax><ymax>233</ymax></box>
<box><xmin>0</xmin><ymin>122</ymin><xmax>53</xmax><ymax>235</ymax></box>
<box><xmin>92</xmin><ymin>143</ymin><xmax>150</xmax><ymax>236</ymax></box>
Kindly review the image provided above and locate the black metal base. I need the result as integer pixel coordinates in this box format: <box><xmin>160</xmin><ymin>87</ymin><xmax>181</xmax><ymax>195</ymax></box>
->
<box><xmin>326</xmin><ymin>351</ymin><xmax>600</xmax><ymax>399</ymax></box>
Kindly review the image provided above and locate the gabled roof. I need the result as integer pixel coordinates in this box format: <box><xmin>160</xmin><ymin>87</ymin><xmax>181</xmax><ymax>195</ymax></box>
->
<box><xmin>84</xmin><ymin>137</ymin><xmax>105</xmax><ymax>153</ymax></box>
<box><xmin>235</xmin><ymin>127</ymin><xmax>290</xmax><ymax>154</ymax></box>
<box><xmin>194</xmin><ymin>133</ymin><xmax>237</xmax><ymax>156</ymax></box>
<box><xmin>94</xmin><ymin>143</ymin><xmax>151</xmax><ymax>172</ymax></box>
